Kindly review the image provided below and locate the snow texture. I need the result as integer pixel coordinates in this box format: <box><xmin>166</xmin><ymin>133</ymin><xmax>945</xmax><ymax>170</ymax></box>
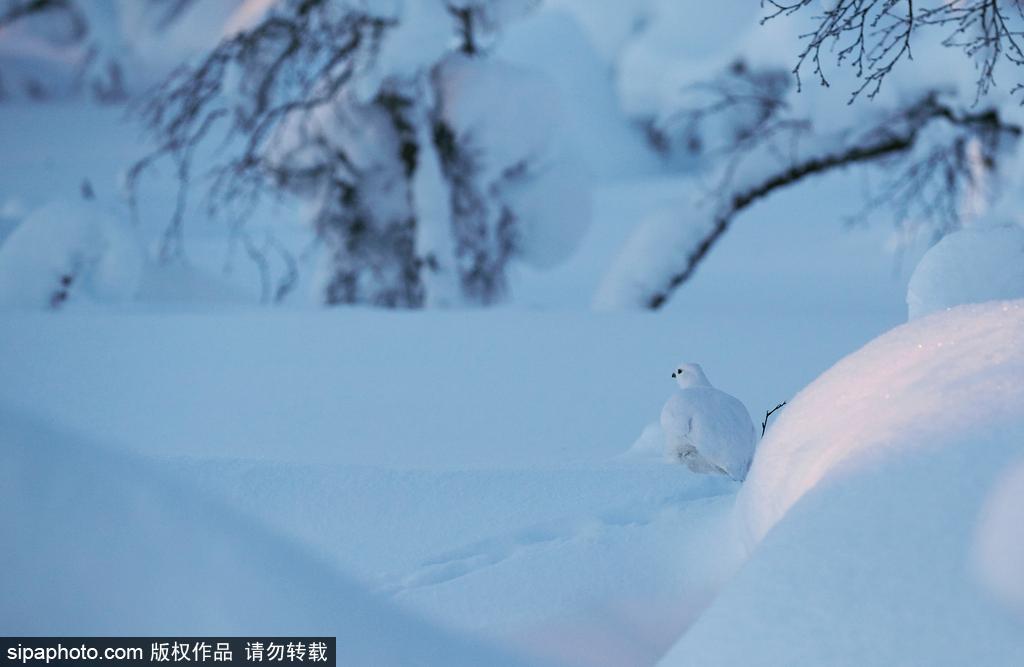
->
<box><xmin>435</xmin><ymin>53</ymin><xmax>592</xmax><ymax>269</ymax></box>
<box><xmin>7</xmin><ymin>2</ymin><xmax>1024</xmax><ymax>663</ymax></box>
<box><xmin>0</xmin><ymin>406</ymin><xmax>540</xmax><ymax>666</ymax></box>
<box><xmin>661</xmin><ymin>300</ymin><xmax>1024</xmax><ymax>666</ymax></box>
<box><xmin>0</xmin><ymin>0</ymin><xmax>248</xmax><ymax>101</ymax></box>
<box><xmin>906</xmin><ymin>224</ymin><xmax>1024</xmax><ymax>321</ymax></box>
<box><xmin>495</xmin><ymin>7</ymin><xmax>660</xmax><ymax>181</ymax></box>
<box><xmin>0</xmin><ymin>200</ymin><xmax>144</xmax><ymax>309</ymax></box>
<box><xmin>737</xmin><ymin>299</ymin><xmax>1024</xmax><ymax>548</ymax></box>
<box><xmin>592</xmin><ymin>204</ymin><xmax>712</xmax><ymax>310</ymax></box>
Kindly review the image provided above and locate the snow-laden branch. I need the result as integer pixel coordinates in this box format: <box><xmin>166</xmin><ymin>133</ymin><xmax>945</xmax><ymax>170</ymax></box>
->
<box><xmin>646</xmin><ymin>95</ymin><xmax>1019</xmax><ymax>309</ymax></box>
<box><xmin>129</xmin><ymin>0</ymin><xmax>576</xmax><ymax>309</ymax></box>
<box><xmin>597</xmin><ymin>91</ymin><xmax>1020</xmax><ymax>311</ymax></box>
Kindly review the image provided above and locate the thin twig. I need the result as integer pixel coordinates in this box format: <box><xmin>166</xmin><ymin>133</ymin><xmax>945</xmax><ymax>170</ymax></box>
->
<box><xmin>761</xmin><ymin>401</ymin><xmax>787</xmax><ymax>438</ymax></box>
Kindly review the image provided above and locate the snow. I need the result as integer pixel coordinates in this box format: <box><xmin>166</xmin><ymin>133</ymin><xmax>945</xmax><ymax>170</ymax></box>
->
<box><xmin>660</xmin><ymin>300</ymin><xmax>1024</xmax><ymax>665</ymax></box>
<box><xmin>622</xmin><ymin>422</ymin><xmax>669</xmax><ymax>462</ymax></box>
<box><xmin>412</xmin><ymin>101</ymin><xmax>461</xmax><ymax>307</ymax></box>
<box><xmin>499</xmin><ymin>150</ymin><xmax>591</xmax><ymax>269</ymax></box>
<box><xmin>0</xmin><ymin>0</ymin><xmax>247</xmax><ymax>101</ymax></box>
<box><xmin>737</xmin><ymin>299</ymin><xmax>1024</xmax><ymax>547</ymax></box>
<box><xmin>435</xmin><ymin>53</ymin><xmax>592</xmax><ymax>268</ymax></box>
<box><xmin>0</xmin><ymin>309</ymin><xmax>793</xmax><ymax>468</ymax></box>
<box><xmin>0</xmin><ymin>200</ymin><xmax>144</xmax><ymax>308</ymax></box>
<box><xmin>4</xmin><ymin>2</ymin><xmax>1023</xmax><ymax>664</ymax></box>
<box><xmin>177</xmin><ymin>461</ymin><xmax>742</xmax><ymax>666</ymax></box>
<box><xmin>437</xmin><ymin>54</ymin><xmax>561</xmax><ymax>180</ymax></box>
<box><xmin>591</xmin><ymin>203</ymin><xmax>710</xmax><ymax>310</ymax></box>
<box><xmin>974</xmin><ymin>459</ymin><xmax>1024</xmax><ymax>617</ymax></box>
<box><xmin>496</xmin><ymin>7</ymin><xmax>661</xmax><ymax>180</ymax></box>
<box><xmin>0</xmin><ymin>306</ymin><xmax>760</xmax><ymax>664</ymax></box>
<box><xmin>0</xmin><ymin>406</ymin><xmax>540</xmax><ymax>666</ymax></box>
<box><xmin>0</xmin><ymin>282</ymin><xmax>893</xmax><ymax>662</ymax></box>
<box><xmin>614</xmin><ymin>0</ymin><xmax>757</xmax><ymax>119</ymax></box>
<box><xmin>352</xmin><ymin>2</ymin><xmax>452</xmax><ymax>102</ymax></box>
<box><xmin>906</xmin><ymin>224</ymin><xmax>1024</xmax><ymax>321</ymax></box>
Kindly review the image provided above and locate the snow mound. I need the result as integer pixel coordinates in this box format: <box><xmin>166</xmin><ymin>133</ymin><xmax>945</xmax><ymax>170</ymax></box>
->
<box><xmin>437</xmin><ymin>54</ymin><xmax>591</xmax><ymax>269</ymax></box>
<box><xmin>0</xmin><ymin>406</ymin><xmax>539</xmax><ymax>666</ymax></box>
<box><xmin>659</xmin><ymin>300</ymin><xmax>1024</xmax><ymax>666</ymax></box>
<box><xmin>906</xmin><ymin>225</ymin><xmax>1024</xmax><ymax>321</ymax></box>
<box><xmin>974</xmin><ymin>459</ymin><xmax>1024</xmax><ymax>617</ymax></box>
<box><xmin>0</xmin><ymin>200</ymin><xmax>144</xmax><ymax>309</ymax></box>
<box><xmin>623</xmin><ymin>421</ymin><xmax>668</xmax><ymax>462</ymax></box>
<box><xmin>738</xmin><ymin>299</ymin><xmax>1024</xmax><ymax>547</ymax></box>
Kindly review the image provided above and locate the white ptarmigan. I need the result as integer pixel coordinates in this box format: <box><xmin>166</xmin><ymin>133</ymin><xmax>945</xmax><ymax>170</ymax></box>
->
<box><xmin>660</xmin><ymin>362</ymin><xmax>757</xmax><ymax>481</ymax></box>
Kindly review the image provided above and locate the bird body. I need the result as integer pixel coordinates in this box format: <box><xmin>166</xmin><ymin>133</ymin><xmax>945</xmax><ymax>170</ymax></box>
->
<box><xmin>660</xmin><ymin>363</ymin><xmax>756</xmax><ymax>480</ymax></box>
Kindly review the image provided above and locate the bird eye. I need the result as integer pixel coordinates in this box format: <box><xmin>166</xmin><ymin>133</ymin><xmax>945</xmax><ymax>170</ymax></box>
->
<box><xmin>677</xmin><ymin>368</ymin><xmax>683</xmax><ymax>374</ymax></box>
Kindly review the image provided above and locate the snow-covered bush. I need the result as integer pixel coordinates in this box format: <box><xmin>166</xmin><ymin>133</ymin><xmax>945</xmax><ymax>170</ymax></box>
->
<box><xmin>906</xmin><ymin>224</ymin><xmax>1024</xmax><ymax>321</ymax></box>
<box><xmin>0</xmin><ymin>200</ymin><xmax>144</xmax><ymax>309</ymax></box>
<box><xmin>132</xmin><ymin>0</ymin><xmax>589</xmax><ymax>308</ymax></box>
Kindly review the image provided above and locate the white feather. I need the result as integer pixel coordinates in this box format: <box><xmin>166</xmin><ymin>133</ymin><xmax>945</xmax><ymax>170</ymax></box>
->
<box><xmin>660</xmin><ymin>363</ymin><xmax>756</xmax><ymax>480</ymax></box>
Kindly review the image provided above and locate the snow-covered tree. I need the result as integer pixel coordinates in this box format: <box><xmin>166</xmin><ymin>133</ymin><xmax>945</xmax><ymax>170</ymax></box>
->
<box><xmin>0</xmin><ymin>0</ymin><xmax>223</xmax><ymax>102</ymax></box>
<box><xmin>597</xmin><ymin>1</ymin><xmax>1024</xmax><ymax>309</ymax></box>
<box><xmin>130</xmin><ymin>0</ymin><xmax>589</xmax><ymax>308</ymax></box>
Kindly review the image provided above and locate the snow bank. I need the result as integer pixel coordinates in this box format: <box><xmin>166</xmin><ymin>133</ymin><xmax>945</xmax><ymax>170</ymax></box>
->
<box><xmin>0</xmin><ymin>200</ymin><xmax>144</xmax><ymax>309</ymax></box>
<box><xmin>624</xmin><ymin>422</ymin><xmax>669</xmax><ymax>462</ymax></box>
<box><xmin>0</xmin><ymin>406</ymin><xmax>539</xmax><ymax>666</ymax></box>
<box><xmin>737</xmin><ymin>299</ymin><xmax>1024</xmax><ymax>547</ymax></box>
<box><xmin>906</xmin><ymin>224</ymin><xmax>1024</xmax><ymax>321</ymax></box>
<box><xmin>658</xmin><ymin>300</ymin><xmax>1024</xmax><ymax>666</ymax></box>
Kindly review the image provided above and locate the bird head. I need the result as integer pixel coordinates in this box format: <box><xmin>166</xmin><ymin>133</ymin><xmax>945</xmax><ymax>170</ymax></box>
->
<box><xmin>671</xmin><ymin>362</ymin><xmax>712</xmax><ymax>389</ymax></box>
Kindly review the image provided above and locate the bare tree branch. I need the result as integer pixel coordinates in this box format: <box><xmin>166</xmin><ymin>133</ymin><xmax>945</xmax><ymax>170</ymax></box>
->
<box><xmin>763</xmin><ymin>0</ymin><xmax>1024</xmax><ymax>103</ymax></box>
<box><xmin>761</xmin><ymin>401</ymin><xmax>787</xmax><ymax>438</ymax></box>
<box><xmin>646</xmin><ymin>93</ymin><xmax>1020</xmax><ymax>309</ymax></box>
<box><xmin>128</xmin><ymin>0</ymin><xmax>395</xmax><ymax>264</ymax></box>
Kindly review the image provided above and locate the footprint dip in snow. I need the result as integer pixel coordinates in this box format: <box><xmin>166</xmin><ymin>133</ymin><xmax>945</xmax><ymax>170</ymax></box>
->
<box><xmin>661</xmin><ymin>363</ymin><xmax>757</xmax><ymax>481</ymax></box>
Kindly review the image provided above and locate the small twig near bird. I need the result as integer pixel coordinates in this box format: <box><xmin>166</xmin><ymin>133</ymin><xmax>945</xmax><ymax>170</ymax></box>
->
<box><xmin>761</xmin><ymin>402</ymin><xmax>787</xmax><ymax>438</ymax></box>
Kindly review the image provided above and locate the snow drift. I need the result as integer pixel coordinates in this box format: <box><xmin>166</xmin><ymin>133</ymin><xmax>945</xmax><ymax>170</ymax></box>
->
<box><xmin>659</xmin><ymin>300</ymin><xmax>1024</xmax><ymax>666</ymax></box>
<box><xmin>0</xmin><ymin>405</ymin><xmax>540</xmax><ymax>666</ymax></box>
<box><xmin>906</xmin><ymin>224</ymin><xmax>1024</xmax><ymax>321</ymax></box>
<box><xmin>736</xmin><ymin>299</ymin><xmax>1024</xmax><ymax>547</ymax></box>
